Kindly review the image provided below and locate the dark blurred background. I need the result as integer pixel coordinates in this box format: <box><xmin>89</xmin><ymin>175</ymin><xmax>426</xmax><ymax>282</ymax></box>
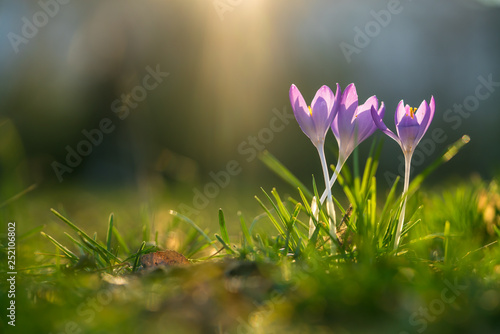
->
<box><xmin>1</xmin><ymin>0</ymin><xmax>500</xmax><ymax>218</ymax></box>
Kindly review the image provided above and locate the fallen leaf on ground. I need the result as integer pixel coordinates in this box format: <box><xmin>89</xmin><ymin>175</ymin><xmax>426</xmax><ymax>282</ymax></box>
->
<box><xmin>140</xmin><ymin>250</ymin><xmax>190</xmax><ymax>268</ymax></box>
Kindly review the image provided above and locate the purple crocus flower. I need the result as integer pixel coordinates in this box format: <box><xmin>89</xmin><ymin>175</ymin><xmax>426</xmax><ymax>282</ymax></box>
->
<box><xmin>332</xmin><ymin>83</ymin><xmax>385</xmax><ymax>163</ymax></box>
<box><xmin>319</xmin><ymin>83</ymin><xmax>385</xmax><ymax>204</ymax></box>
<box><xmin>371</xmin><ymin>97</ymin><xmax>435</xmax><ymax>157</ymax></box>
<box><xmin>371</xmin><ymin>96</ymin><xmax>435</xmax><ymax>250</ymax></box>
<box><xmin>289</xmin><ymin>84</ymin><xmax>341</xmax><ymax>241</ymax></box>
<box><xmin>289</xmin><ymin>84</ymin><xmax>340</xmax><ymax>148</ymax></box>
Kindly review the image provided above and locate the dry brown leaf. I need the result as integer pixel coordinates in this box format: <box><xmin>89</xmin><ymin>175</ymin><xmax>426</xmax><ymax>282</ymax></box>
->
<box><xmin>140</xmin><ymin>250</ymin><xmax>190</xmax><ymax>268</ymax></box>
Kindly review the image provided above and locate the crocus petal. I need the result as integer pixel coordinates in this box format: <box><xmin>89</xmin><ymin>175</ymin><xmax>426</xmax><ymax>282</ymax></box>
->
<box><xmin>353</xmin><ymin>95</ymin><xmax>378</xmax><ymax>144</ymax></box>
<box><xmin>395</xmin><ymin>102</ymin><xmax>417</xmax><ymax>139</ymax></box>
<box><xmin>331</xmin><ymin>111</ymin><xmax>340</xmax><ymax>140</ymax></box>
<box><xmin>414</xmin><ymin>97</ymin><xmax>435</xmax><ymax>149</ymax></box>
<box><xmin>422</xmin><ymin>96</ymin><xmax>435</xmax><ymax>136</ymax></box>
<box><xmin>311</xmin><ymin>96</ymin><xmax>330</xmax><ymax>142</ymax></box>
<box><xmin>333</xmin><ymin>83</ymin><xmax>341</xmax><ymax>113</ymax></box>
<box><xmin>377</xmin><ymin>101</ymin><xmax>386</xmax><ymax>119</ymax></box>
<box><xmin>311</xmin><ymin>85</ymin><xmax>336</xmax><ymax>140</ymax></box>
<box><xmin>371</xmin><ymin>105</ymin><xmax>400</xmax><ymax>144</ymax></box>
<box><xmin>415</xmin><ymin>99</ymin><xmax>428</xmax><ymax>124</ymax></box>
<box><xmin>397</xmin><ymin>114</ymin><xmax>420</xmax><ymax>153</ymax></box>
<box><xmin>329</xmin><ymin>84</ymin><xmax>342</xmax><ymax>140</ymax></box>
<box><xmin>289</xmin><ymin>84</ymin><xmax>308</xmax><ymax>112</ymax></box>
<box><xmin>312</xmin><ymin>85</ymin><xmax>335</xmax><ymax>115</ymax></box>
<box><xmin>290</xmin><ymin>85</ymin><xmax>316</xmax><ymax>142</ymax></box>
<box><xmin>413</xmin><ymin>99</ymin><xmax>430</xmax><ymax>146</ymax></box>
<box><xmin>336</xmin><ymin>83</ymin><xmax>358</xmax><ymax>142</ymax></box>
<box><xmin>395</xmin><ymin>100</ymin><xmax>407</xmax><ymax>125</ymax></box>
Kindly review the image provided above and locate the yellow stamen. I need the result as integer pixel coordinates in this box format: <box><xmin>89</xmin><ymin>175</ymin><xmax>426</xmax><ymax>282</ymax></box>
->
<box><xmin>409</xmin><ymin>107</ymin><xmax>415</xmax><ymax>119</ymax></box>
<box><xmin>308</xmin><ymin>106</ymin><xmax>313</xmax><ymax>116</ymax></box>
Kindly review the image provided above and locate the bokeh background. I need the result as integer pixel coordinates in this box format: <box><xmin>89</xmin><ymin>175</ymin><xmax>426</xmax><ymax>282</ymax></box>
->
<box><xmin>1</xmin><ymin>0</ymin><xmax>500</xmax><ymax>225</ymax></box>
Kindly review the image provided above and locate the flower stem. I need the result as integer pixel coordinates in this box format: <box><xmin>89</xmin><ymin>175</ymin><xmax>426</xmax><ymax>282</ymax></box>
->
<box><xmin>320</xmin><ymin>156</ymin><xmax>345</xmax><ymax>205</ymax></box>
<box><xmin>317</xmin><ymin>146</ymin><xmax>337</xmax><ymax>243</ymax></box>
<box><xmin>394</xmin><ymin>153</ymin><xmax>412</xmax><ymax>250</ymax></box>
<box><xmin>309</xmin><ymin>156</ymin><xmax>344</xmax><ymax>239</ymax></box>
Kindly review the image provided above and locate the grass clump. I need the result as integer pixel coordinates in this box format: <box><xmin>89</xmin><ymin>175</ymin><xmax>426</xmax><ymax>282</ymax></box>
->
<box><xmin>2</xmin><ymin>136</ymin><xmax>500</xmax><ymax>334</ymax></box>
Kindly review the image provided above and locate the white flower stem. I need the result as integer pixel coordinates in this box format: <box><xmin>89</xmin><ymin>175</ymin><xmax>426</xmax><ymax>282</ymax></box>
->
<box><xmin>320</xmin><ymin>156</ymin><xmax>345</xmax><ymax>205</ymax></box>
<box><xmin>309</xmin><ymin>156</ymin><xmax>344</xmax><ymax>239</ymax></box>
<box><xmin>317</xmin><ymin>146</ymin><xmax>337</xmax><ymax>243</ymax></box>
<box><xmin>394</xmin><ymin>153</ymin><xmax>412</xmax><ymax>250</ymax></box>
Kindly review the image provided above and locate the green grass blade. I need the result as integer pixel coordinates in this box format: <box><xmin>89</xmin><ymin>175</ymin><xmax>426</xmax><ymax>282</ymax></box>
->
<box><xmin>410</xmin><ymin>135</ymin><xmax>470</xmax><ymax>191</ymax></box>
<box><xmin>254</xmin><ymin>195</ymin><xmax>286</xmax><ymax>237</ymax></box>
<box><xmin>401</xmin><ymin>207</ymin><xmax>423</xmax><ymax>237</ymax></box>
<box><xmin>399</xmin><ymin>233</ymin><xmax>462</xmax><ymax>250</ymax></box>
<box><xmin>112</xmin><ymin>226</ymin><xmax>130</xmax><ymax>254</ymax></box>
<box><xmin>281</xmin><ymin>203</ymin><xmax>301</xmax><ymax>254</ymax></box>
<box><xmin>298</xmin><ymin>187</ymin><xmax>312</xmax><ymax>214</ymax></box>
<box><xmin>50</xmin><ymin>209</ymin><xmax>120</xmax><ymax>263</ymax></box>
<box><xmin>308</xmin><ymin>220</ymin><xmax>324</xmax><ymax>247</ymax></box>
<box><xmin>18</xmin><ymin>224</ymin><xmax>45</xmax><ymax>241</ymax></box>
<box><xmin>353</xmin><ymin>146</ymin><xmax>361</xmax><ymax>196</ymax></box>
<box><xmin>376</xmin><ymin>176</ymin><xmax>401</xmax><ymax>241</ymax></box>
<box><xmin>238</xmin><ymin>211</ymin><xmax>254</xmax><ymax>247</ymax></box>
<box><xmin>169</xmin><ymin>210</ymin><xmax>218</xmax><ymax>251</ymax></box>
<box><xmin>56</xmin><ymin>247</ymin><xmax>61</xmax><ymax>274</ymax></box>
<box><xmin>330</xmin><ymin>177</ymin><xmax>346</xmax><ymax>216</ymax></box>
<box><xmin>283</xmin><ymin>228</ymin><xmax>291</xmax><ymax>256</ymax></box>
<box><xmin>296</xmin><ymin>189</ymin><xmax>318</xmax><ymax>233</ymax></box>
<box><xmin>259</xmin><ymin>150</ymin><xmax>313</xmax><ymax>199</ymax></box>
<box><xmin>132</xmin><ymin>241</ymin><xmax>146</xmax><ymax>272</ymax></box>
<box><xmin>359</xmin><ymin>155</ymin><xmax>373</xmax><ymax>199</ymax></box>
<box><xmin>260</xmin><ymin>188</ymin><xmax>288</xmax><ymax>229</ymax></box>
<box><xmin>249</xmin><ymin>212</ymin><xmax>269</xmax><ymax>234</ymax></box>
<box><xmin>337</xmin><ymin>172</ymin><xmax>357</xmax><ymax>211</ymax></box>
<box><xmin>255</xmin><ymin>233</ymin><xmax>266</xmax><ymax>252</ymax></box>
<box><xmin>289</xmin><ymin>202</ymin><xmax>303</xmax><ymax>250</ymax></box>
<box><xmin>312</xmin><ymin>174</ymin><xmax>320</xmax><ymax>204</ymax></box>
<box><xmin>444</xmin><ymin>221</ymin><xmax>451</xmax><ymax>263</ymax></box>
<box><xmin>271</xmin><ymin>188</ymin><xmax>291</xmax><ymax>223</ymax></box>
<box><xmin>106</xmin><ymin>213</ymin><xmax>114</xmax><ymax>252</ymax></box>
<box><xmin>215</xmin><ymin>234</ymin><xmax>236</xmax><ymax>254</ymax></box>
<box><xmin>461</xmin><ymin>240</ymin><xmax>498</xmax><ymax>260</ymax></box>
<box><xmin>218</xmin><ymin>209</ymin><xmax>230</xmax><ymax>245</ymax></box>
<box><xmin>0</xmin><ymin>183</ymin><xmax>37</xmax><ymax>209</ymax></box>
<box><xmin>340</xmin><ymin>160</ymin><xmax>353</xmax><ymax>185</ymax></box>
<box><xmin>65</xmin><ymin>232</ymin><xmax>91</xmax><ymax>255</ymax></box>
<box><xmin>41</xmin><ymin>232</ymin><xmax>79</xmax><ymax>263</ymax></box>
<box><xmin>288</xmin><ymin>206</ymin><xmax>309</xmax><ymax>234</ymax></box>
<box><xmin>123</xmin><ymin>245</ymin><xmax>156</xmax><ymax>263</ymax></box>
<box><xmin>494</xmin><ymin>225</ymin><xmax>500</xmax><ymax>238</ymax></box>
<box><xmin>369</xmin><ymin>176</ymin><xmax>377</xmax><ymax>230</ymax></box>
<box><xmin>79</xmin><ymin>233</ymin><xmax>110</xmax><ymax>265</ymax></box>
<box><xmin>185</xmin><ymin>240</ymin><xmax>212</xmax><ymax>259</ymax></box>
